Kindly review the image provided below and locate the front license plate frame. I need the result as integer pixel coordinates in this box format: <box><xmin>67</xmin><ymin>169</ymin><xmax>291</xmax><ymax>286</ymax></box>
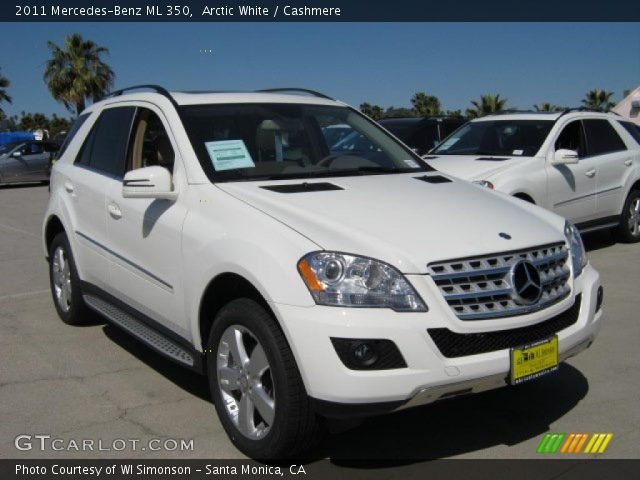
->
<box><xmin>510</xmin><ymin>336</ymin><xmax>559</xmax><ymax>385</ymax></box>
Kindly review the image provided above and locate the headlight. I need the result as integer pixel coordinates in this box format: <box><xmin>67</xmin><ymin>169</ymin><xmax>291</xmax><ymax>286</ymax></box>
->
<box><xmin>472</xmin><ymin>180</ymin><xmax>494</xmax><ymax>189</ymax></box>
<box><xmin>564</xmin><ymin>221</ymin><xmax>587</xmax><ymax>277</ymax></box>
<box><xmin>297</xmin><ymin>252</ymin><xmax>427</xmax><ymax>312</ymax></box>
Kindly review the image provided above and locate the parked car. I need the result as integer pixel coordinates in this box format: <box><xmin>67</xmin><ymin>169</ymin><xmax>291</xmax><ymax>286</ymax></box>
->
<box><xmin>379</xmin><ymin>116</ymin><xmax>467</xmax><ymax>155</ymax></box>
<box><xmin>426</xmin><ymin>110</ymin><xmax>640</xmax><ymax>242</ymax></box>
<box><xmin>0</xmin><ymin>140</ymin><xmax>59</xmax><ymax>185</ymax></box>
<box><xmin>43</xmin><ymin>86</ymin><xmax>603</xmax><ymax>459</ymax></box>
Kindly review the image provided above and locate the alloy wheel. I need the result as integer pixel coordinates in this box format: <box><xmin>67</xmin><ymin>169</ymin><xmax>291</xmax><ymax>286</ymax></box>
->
<box><xmin>628</xmin><ymin>198</ymin><xmax>640</xmax><ymax>237</ymax></box>
<box><xmin>217</xmin><ymin>325</ymin><xmax>275</xmax><ymax>440</ymax></box>
<box><xmin>52</xmin><ymin>246</ymin><xmax>72</xmax><ymax>312</ymax></box>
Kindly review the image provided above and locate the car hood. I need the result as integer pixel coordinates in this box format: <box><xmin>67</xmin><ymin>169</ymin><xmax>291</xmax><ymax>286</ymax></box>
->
<box><xmin>217</xmin><ymin>173</ymin><xmax>565</xmax><ymax>274</ymax></box>
<box><xmin>425</xmin><ymin>154</ymin><xmax>532</xmax><ymax>181</ymax></box>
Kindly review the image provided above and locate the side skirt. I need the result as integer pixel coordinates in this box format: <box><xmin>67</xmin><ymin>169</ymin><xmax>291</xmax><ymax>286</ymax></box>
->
<box><xmin>80</xmin><ymin>282</ymin><xmax>205</xmax><ymax>374</ymax></box>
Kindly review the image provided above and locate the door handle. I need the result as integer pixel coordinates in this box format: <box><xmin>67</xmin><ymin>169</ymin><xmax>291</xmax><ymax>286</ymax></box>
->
<box><xmin>64</xmin><ymin>181</ymin><xmax>74</xmax><ymax>193</ymax></box>
<box><xmin>107</xmin><ymin>202</ymin><xmax>122</xmax><ymax>219</ymax></box>
<box><xmin>625</xmin><ymin>159</ymin><xmax>633</xmax><ymax>167</ymax></box>
<box><xmin>585</xmin><ymin>169</ymin><xmax>596</xmax><ymax>178</ymax></box>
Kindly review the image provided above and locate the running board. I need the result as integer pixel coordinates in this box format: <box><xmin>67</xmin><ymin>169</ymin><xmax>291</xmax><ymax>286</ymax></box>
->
<box><xmin>84</xmin><ymin>294</ymin><xmax>196</xmax><ymax>369</ymax></box>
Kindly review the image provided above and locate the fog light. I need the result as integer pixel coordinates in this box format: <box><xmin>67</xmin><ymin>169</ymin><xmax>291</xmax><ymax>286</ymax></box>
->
<box><xmin>596</xmin><ymin>286</ymin><xmax>604</xmax><ymax>312</ymax></box>
<box><xmin>351</xmin><ymin>342</ymin><xmax>377</xmax><ymax>367</ymax></box>
<box><xmin>330</xmin><ymin>338</ymin><xmax>407</xmax><ymax>370</ymax></box>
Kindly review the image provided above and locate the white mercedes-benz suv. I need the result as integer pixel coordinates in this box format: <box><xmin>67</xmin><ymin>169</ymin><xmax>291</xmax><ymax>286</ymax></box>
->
<box><xmin>43</xmin><ymin>87</ymin><xmax>603</xmax><ymax>459</ymax></box>
<box><xmin>426</xmin><ymin>110</ymin><xmax>640</xmax><ymax>242</ymax></box>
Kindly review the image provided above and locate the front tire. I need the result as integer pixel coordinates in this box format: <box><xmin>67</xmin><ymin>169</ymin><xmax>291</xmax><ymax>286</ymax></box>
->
<box><xmin>48</xmin><ymin>232</ymin><xmax>90</xmax><ymax>325</ymax></box>
<box><xmin>206</xmin><ymin>298</ymin><xmax>323</xmax><ymax>459</ymax></box>
<box><xmin>616</xmin><ymin>190</ymin><xmax>640</xmax><ymax>243</ymax></box>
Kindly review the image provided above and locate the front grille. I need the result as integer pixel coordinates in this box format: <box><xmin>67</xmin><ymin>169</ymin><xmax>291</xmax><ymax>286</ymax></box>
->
<box><xmin>428</xmin><ymin>295</ymin><xmax>581</xmax><ymax>358</ymax></box>
<box><xmin>429</xmin><ymin>242</ymin><xmax>571</xmax><ymax>320</ymax></box>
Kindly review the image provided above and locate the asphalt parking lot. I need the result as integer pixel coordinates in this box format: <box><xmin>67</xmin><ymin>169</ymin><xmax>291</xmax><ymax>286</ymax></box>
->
<box><xmin>0</xmin><ymin>183</ymin><xmax>638</xmax><ymax>462</ymax></box>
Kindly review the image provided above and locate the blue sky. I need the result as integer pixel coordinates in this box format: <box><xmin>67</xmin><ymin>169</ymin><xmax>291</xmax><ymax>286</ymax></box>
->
<box><xmin>0</xmin><ymin>22</ymin><xmax>638</xmax><ymax>118</ymax></box>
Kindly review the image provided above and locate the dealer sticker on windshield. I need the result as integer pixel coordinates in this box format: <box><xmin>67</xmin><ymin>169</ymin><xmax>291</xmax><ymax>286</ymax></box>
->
<box><xmin>205</xmin><ymin>139</ymin><xmax>255</xmax><ymax>171</ymax></box>
<box><xmin>510</xmin><ymin>336</ymin><xmax>559</xmax><ymax>385</ymax></box>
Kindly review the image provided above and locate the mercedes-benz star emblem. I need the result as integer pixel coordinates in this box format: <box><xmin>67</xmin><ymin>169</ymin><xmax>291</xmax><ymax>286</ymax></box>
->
<box><xmin>510</xmin><ymin>260</ymin><xmax>542</xmax><ymax>305</ymax></box>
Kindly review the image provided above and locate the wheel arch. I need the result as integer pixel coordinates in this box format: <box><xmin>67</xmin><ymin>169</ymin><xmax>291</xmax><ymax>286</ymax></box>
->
<box><xmin>44</xmin><ymin>214</ymin><xmax>66</xmax><ymax>258</ymax></box>
<box><xmin>198</xmin><ymin>272</ymin><xmax>277</xmax><ymax>354</ymax></box>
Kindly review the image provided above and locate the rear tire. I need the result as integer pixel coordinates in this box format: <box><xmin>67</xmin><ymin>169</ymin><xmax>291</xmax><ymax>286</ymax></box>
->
<box><xmin>616</xmin><ymin>190</ymin><xmax>640</xmax><ymax>243</ymax></box>
<box><xmin>48</xmin><ymin>232</ymin><xmax>90</xmax><ymax>325</ymax></box>
<box><xmin>206</xmin><ymin>298</ymin><xmax>324</xmax><ymax>459</ymax></box>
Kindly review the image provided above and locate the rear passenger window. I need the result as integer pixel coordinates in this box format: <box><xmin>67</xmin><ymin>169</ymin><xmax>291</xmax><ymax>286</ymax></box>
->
<box><xmin>75</xmin><ymin>107</ymin><xmax>136</xmax><ymax>177</ymax></box>
<box><xmin>583</xmin><ymin>119</ymin><xmax>626</xmax><ymax>156</ymax></box>
<box><xmin>619</xmin><ymin>121</ymin><xmax>640</xmax><ymax>145</ymax></box>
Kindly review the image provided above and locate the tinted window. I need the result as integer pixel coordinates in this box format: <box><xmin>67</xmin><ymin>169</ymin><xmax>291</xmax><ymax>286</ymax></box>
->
<box><xmin>76</xmin><ymin>107</ymin><xmax>135</xmax><ymax>176</ymax></box>
<box><xmin>128</xmin><ymin>108</ymin><xmax>175</xmax><ymax>172</ymax></box>
<box><xmin>433</xmin><ymin>120</ymin><xmax>553</xmax><ymax>156</ymax></box>
<box><xmin>20</xmin><ymin>143</ymin><xmax>43</xmax><ymax>155</ymax></box>
<box><xmin>619</xmin><ymin>121</ymin><xmax>640</xmax><ymax>145</ymax></box>
<box><xmin>583</xmin><ymin>119</ymin><xmax>626</xmax><ymax>156</ymax></box>
<box><xmin>555</xmin><ymin>120</ymin><xmax>586</xmax><ymax>157</ymax></box>
<box><xmin>57</xmin><ymin>113</ymin><xmax>90</xmax><ymax>159</ymax></box>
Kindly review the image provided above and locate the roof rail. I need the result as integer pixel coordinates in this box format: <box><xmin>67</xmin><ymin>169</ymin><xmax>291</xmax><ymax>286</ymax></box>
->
<box><xmin>556</xmin><ymin>107</ymin><xmax>619</xmax><ymax>118</ymax></box>
<box><xmin>256</xmin><ymin>88</ymin><xmax>335</xmax><ymax>100</ymax></box>
<box><xmin>491</xmin><ymin>110</ymin><xmax>551</xmax><ymax>115</ymax></box>
<box><xmin>105</xmin><ymin>84</ymin><xmax>180</xmax><ymax>109</ymax></box>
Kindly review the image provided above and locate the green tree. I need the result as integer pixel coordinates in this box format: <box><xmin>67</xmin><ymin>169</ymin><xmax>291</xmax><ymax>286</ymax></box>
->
<box><xmin>359</xmin><ymin>102</ymin><xmax>384</xmax><ymax>120</ymax></box>
<box><xmin>0</xmin><ymin>67</ymin><xmax>12</xmax><ymax>116</ymax></box>
<box><xmin>534</xmin><ymin>102</ymin><xmax>564</xmax><ymax>112</ymax></box>
<box><xmin>444</xmin><ymin>109</ymin><xmax>464</xmax><ymax>118</ymax></box>
<box><xmin>466</xmin><ymin>94</ymin><xmax>508</xmax><ymax>118</ymax></box>
<box><xmin>383</xmin><ymin>106</ymin><xmax>416</xmax><ymax>118</ymax></box>
<box><xmin>581</xmin><ymin>89</ymin><xmax>615</xmax><ymax>112</ymax></box>
<box><xmin>44</xmin><ymin>33</ymin><xmax>115</xmax><ymax>116</ymax></box>
<box><xmin>411</xmin><ymin>92</ymin><xmax>442</xmax><ymax>116</ymax></box>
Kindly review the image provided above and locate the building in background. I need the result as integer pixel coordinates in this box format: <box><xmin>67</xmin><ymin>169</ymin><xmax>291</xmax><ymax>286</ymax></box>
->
<box><xmin>613</xmin><ymin>87</ymin><xmax>640</xmax><ymax>125</ymax></box>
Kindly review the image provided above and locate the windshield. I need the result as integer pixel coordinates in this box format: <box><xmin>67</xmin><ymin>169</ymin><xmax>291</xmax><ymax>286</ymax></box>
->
<box><xmin>181</xmin><ymin>103</ymin><xmax>431</xmax><ymax>182</ymax></box>
<box><xmin>432</xmin><ymin>120</ymin><xmax>553</xmax><ymax>157</ymax></box>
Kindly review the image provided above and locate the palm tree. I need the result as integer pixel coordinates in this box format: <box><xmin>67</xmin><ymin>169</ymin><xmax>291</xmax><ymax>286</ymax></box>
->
<box><xmin>411</xmin><ymin>92</ymin><xmax>442</xmax><ymax>116</ymax></box>
<box><xmin>581</xmin><ymin>89</ymin><xmax>615</xmax><ymax>112</ymax></box>
<box><xmin>466</xmin><ymin>94</ymin><xmax>508</xmax><ymax>118</ymax></box>
<box><xmin>359</xmin><ymin>102</ymin><xmax>384</xmax><ymax>120</ymax></box>
<box><xmin>534</xmin><ymin>102</ymin><xmax>563</xmax><ymax>112</ymax></box>
<box><xmin>0</xmin><ymin>67</ymin><xmax>12</xmax><ymax>116</ymax></box>
<box><xmin>44</xmin><ymin>33</ymin><xmax>115</xmax><ymax>116</ymax></box>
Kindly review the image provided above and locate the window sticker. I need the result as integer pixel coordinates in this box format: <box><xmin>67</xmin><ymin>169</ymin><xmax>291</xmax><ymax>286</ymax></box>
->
<box><xmin>404</xmin><ymin>159</ymin><xmax>420</xmax><ymax>168</ymax></box>
<box><xmin>205</xmin><ymin>140</ymin><xmax>255</xmax><ymax>171</ymax></box>
<box><xmin>512</xmin><ymin>149</ymin><xmax>524</xmax><ymax>155</ymax></box>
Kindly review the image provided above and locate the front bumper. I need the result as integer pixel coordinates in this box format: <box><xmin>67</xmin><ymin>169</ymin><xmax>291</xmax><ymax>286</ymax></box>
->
<box><xmin>270</xmin><ymin>264</ymin><xmax>602</xmax><ymax>415</ymax></box>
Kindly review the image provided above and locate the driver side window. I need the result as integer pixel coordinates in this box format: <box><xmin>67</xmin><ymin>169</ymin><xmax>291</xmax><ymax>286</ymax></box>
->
<box><xmin>555</xmin><ymin>121</ymin><xmax>586</xmax><ymax>158</ymax></box>
<box><xmin>127</xmin><ymin>108</ymin><xmax>175</xmax><ymax>173</ymax></box>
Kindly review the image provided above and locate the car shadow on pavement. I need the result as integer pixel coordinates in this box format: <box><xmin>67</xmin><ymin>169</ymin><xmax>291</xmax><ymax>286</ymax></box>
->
<box><xmin>102</xmin><ymin>323</ymin><xmax>211</xmax><ymax>401</ymax></box>
<box><xmin>582</xmin><ymin>229</ymin><xmax>616</xmax><ymax>252</ymax></box>
<box><xmin>312</xmin><ymin>362</ymin><xmax>589</xmax><ymax>464</ymax></box>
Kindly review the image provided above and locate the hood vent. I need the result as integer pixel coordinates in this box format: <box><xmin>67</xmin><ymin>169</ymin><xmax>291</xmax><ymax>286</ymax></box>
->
<box><xmin>476</xmin><ymin>157</ymin><xmax>510</xmax><ymax>161</ymax></box>
<box><xmin>260</xmin><ymin>182</ymin><xmax>344</xmax><ymax>193</ymax></box>
<box><xmin>415</xmin><ymin>175</ymin><xmax>452</xmax><ymax>184</ymax></box>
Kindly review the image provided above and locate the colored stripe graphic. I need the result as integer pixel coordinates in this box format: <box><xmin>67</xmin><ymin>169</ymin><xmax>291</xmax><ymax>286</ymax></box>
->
<box><xmin>541</xmin><ymin>433</ymin><xmax>613</xmax><ymax>454</ymax></box>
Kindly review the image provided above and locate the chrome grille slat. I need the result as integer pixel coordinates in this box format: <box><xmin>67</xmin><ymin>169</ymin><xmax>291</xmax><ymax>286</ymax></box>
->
<box><xmin>429</xmin><ymin>243</ymin><xmax>571</xmax><ymax>320</ymax></box>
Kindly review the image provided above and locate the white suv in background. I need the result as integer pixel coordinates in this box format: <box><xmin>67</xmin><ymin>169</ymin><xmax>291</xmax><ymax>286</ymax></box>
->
<box><xmin>43</xmin><ymin>87</ymin><xmax>603</xmax><ymax>459</ymax></box>
<box><xmin>427</xmin><ymin>111</ymin><xmax>640</xmax><ymax>242</ymax></box>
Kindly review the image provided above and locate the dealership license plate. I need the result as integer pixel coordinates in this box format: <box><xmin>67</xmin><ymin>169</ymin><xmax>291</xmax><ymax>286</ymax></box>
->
<box><xmin>510</xmin><ymin>336</ymin><xmax>559</xmax><ymax>385</ymax></box>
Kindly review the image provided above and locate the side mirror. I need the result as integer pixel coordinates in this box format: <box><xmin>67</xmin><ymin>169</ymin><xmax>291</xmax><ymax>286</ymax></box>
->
<box><xmin>122</xmin><ymin>166</ymin><xmax>177</xmax><ymax>200</ymax></box>
<box><xmin>552</xmin><ymin>149</ymin><xmax>579</xmax><ymax>165</ymax></box>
